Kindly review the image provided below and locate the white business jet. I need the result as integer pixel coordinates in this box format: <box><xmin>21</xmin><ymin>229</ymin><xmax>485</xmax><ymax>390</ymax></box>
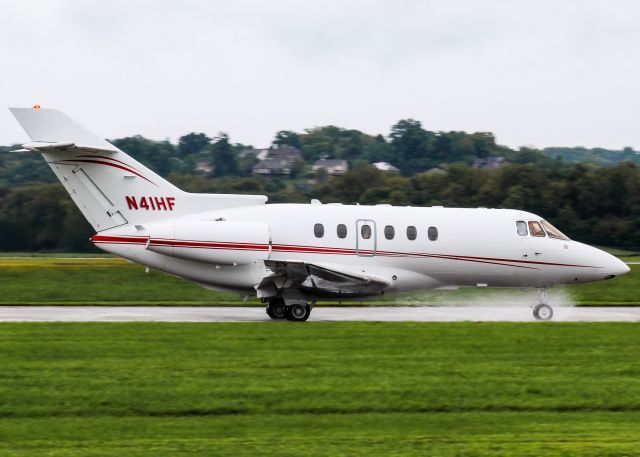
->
<box><xmin>9</xmin><ymin>107</ymin><xmax>630</xmax><ymax>321</ymax></box>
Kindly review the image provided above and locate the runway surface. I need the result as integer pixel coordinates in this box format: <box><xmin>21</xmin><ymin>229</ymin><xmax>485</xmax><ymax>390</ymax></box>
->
<box><xmin>1</xmin><ymin>306</ymin><xmax>640</xmax><ymax>322</ymax></box>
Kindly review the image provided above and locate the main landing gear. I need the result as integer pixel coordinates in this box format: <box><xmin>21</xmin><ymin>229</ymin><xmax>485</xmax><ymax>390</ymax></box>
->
<box><xmin>266</xmin><ymin>297</ymin><xmax>287</xmax><ymax>319</ymax></box>
<box><xmin>532</xmin><ymin>288</ymin><xmax>554</xmax><ymax>321</ymax></box>
<box><xmin>266</xmin><ymin>297</ymin><xmax>312</xmax><ymax>322</ymax></box>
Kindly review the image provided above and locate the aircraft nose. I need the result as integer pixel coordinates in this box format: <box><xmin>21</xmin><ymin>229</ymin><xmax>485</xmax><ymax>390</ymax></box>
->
<box><xmin>601</xmin><ymin>251</ymin><xmax>630</xmax><ymax>279</ymax></box>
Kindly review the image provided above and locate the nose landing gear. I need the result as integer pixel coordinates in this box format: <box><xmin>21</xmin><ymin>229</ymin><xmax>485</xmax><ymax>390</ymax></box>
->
<box><xmin>532</xmin><ymin>288</ymin><xmax>554</xmax><ymax>321</ymax></box>
<box><xmin>533</xmin><ymin>303</ymin><xmax>553</xmax><ymax>320</ymax></box>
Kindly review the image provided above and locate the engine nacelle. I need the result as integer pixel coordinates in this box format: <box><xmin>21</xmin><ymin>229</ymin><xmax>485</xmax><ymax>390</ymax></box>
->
<box><xmin>145</xmin><ymin>220</ymin><xmax>269</xmax><ymax>265</ymax></box>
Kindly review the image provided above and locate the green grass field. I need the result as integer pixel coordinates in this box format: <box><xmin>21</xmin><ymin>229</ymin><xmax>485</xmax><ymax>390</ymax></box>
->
<box><xmin>0</xmin><ymin>256</ymin><xmax>637</xmax><ymax>305</ymax></box>
<box><xmin>1</xmin><ymin>322</ymin><xmax>640</xmax><ymax>455</ymax></box>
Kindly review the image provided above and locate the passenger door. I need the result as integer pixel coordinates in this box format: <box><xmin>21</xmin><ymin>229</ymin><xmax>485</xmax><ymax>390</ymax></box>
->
<box><xmin>356</xmin><ymin>219</ymin><xmax>376</xmax><ymax>256</ymax></box>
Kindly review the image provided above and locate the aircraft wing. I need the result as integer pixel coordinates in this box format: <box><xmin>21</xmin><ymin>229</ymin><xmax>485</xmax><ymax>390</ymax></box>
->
<box><xmin>260</xmin><ymin>259</ymin><xmax>390</xmax><ymax>297</ymax></box>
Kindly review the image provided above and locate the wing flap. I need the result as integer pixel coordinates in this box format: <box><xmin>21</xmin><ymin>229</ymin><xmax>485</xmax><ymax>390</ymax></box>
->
<box><xmin>262</xmin><ymin>259</ymin><xmax>389</xmax><ymax>297</ymax></box>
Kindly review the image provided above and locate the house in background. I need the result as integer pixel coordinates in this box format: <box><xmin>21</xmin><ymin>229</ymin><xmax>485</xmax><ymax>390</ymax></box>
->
<box><xmin>252</xmin><ymin>158</ymin><xmax>295</xmax><ymax>177</ymax></box>
<box><xmin>194</xmin><ymin>159</ymin><xmax>214</xmax><ymax>175</ymax></box>
<box><xmin>268</xmin><ymin>144</ymin><xmax>301</xmax><ymax>161</ymax></box>
<box><xmin>238</xmin><ymin>148</ymin><xmax>270</xmax><ymax>161</ymax></box>
<box><xmin>425</xmin><ymin>167</ymin><xmax>446</xmax><ymax>175</ymax></box>
<box><xmin>250</xmin><ymin>144</ymin><xmax>302</xmax><ymax>177</ymax></box>
<box><xmin>372</xmin><ymin>161</ymin><xmax>399</xmax><ymax>173</ymax></box>
<box><xmin>312</xmin><ymin>158</ymin><xmax>349</xmax><ymax>176</ymax></box>
<box><xmin>472</xmin><ymin>157</ymin><xmax>509</xmax><ymax>169</ymax></box>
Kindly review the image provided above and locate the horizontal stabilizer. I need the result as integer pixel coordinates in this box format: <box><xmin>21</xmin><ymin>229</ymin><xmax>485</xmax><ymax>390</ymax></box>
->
<box><xmin>11</xmin><ymin>141</ymin><xmax>118</xmax><ymax>155</ymax></box>
<box><xmin>9</xmin><ymin>107</ymin><xmax>119</xmax><ymax>153</ymax></box>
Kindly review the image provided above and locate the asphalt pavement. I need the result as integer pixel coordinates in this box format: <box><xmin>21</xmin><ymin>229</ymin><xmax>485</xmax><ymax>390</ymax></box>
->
<box><xmin>0</xmin><ymin>306</ymin><xmax>639</xmax><ymax>322</ymax></box>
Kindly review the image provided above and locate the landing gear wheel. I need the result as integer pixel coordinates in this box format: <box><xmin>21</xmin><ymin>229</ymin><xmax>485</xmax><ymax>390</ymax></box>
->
<box><xmin>266</xmin><ymin>298</ymin><xmax>286</xmax><ymax>320</ymax></box>
<box><xmin>533</xmin><ymin>303</ymin><xmax>553</xmax><ymax>321</ymax></box>
<box><xmin>285</xmin><ymin>303</ymin><xmax>311</xmax><ymax>322</ymax></box>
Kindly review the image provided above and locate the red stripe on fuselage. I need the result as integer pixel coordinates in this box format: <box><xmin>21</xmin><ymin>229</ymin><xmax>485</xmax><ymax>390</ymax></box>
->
<box><xmin>92</xmin><ymin>235</ymin><xmax>148</xmax><ymax>244</ymax></box>
<box><xmin>90</xmin><ymin>235</ymin><xmax>601</xmax><ymax>270</ymax></box>
<box><xmin>425</xmin><ymin>253</ymin><xmax>596</xmax><ymax>269</ymax></box>
<box><xmin>150</xmin><ymin>238</ymin><xmax>269</xmax><ymax>251</ymax></box>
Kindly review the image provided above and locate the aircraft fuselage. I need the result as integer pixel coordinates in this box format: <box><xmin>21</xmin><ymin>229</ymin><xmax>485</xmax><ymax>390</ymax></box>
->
<box><xmin>92</xmin><ymin>203</ymin><xmax>629</xmax><ymax>297</ymax></box>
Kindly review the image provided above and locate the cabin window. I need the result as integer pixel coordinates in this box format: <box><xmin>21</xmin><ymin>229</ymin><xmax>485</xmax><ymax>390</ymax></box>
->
<box><xmin>528</xmin><ymin>221</ymin><xmax>546</xmax><ymax>237</ymax></box>
<box><xmin>428</xmin><ymin>226</ymin><xmax>438</xmax><ymax>241</ymax></box>
<box><xmin>516</xmin><ymin>221</ymin><xmax>528</xmax><ymax>236</ymax></box>
<box><xmin>361</xmin><ymin>224</ymin><xmax>372</xmax><ymax>239</ymax></box>
<box><xmin>314</xmin><ymin>223</ymin><xmax>324</xmax><ymax>238</ymax></box>
<box><xmin>406</xmin><ymin>226</ymin><xmax>417</xmax><ymax>240</ymax></box>
<box><xmin>337</xmin><ymin>224</ymin><xmax>347</xmax><ymax>239</ymax></box>
<box><xmin>384</xmin><ymin>225</ymin><xmax>395</xmax><ymax>240</ymax></box>
<box><xmin>540</xmin><ymin>220</ymin><xmax>570</xmax><ymax>240</ymax></box>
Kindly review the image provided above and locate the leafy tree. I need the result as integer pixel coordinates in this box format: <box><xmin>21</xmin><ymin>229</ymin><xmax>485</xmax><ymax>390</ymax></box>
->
<box><xmin>468</xmin><ymin>132</ymin><xmax>497</xmax><ymax>158</ymax></box>
<box><xmin>111</xmin><ymin>136</ymin><xmax>177</xmax><ymax>177</ymax></box>
<box><xmin>237</xmin><ymin>153</ymin><xmax>259</xmax><ymax>177</ymax></box>
<box><xmin>366</xmin><ymin>135</ymin><xmax>394</xmax><ymax>163</ymax></box>
<box><xmin>314</xmin><ymin>167</ymin><xmax>328</xmax><ymax>183</ymax></box>
<box><xmin>389</xmin><ymin>119</ymin><xmax>435</xmax><ymax>174</ymax></box>
<box><xmin>313</xmin><ymin>164</ymin><xmax>387</xmax><ymax>203</ymax></box>
<box><xmin>290</xmin><ymin>159</ymin><xmax>307</xmax><ymax>178</ymax></box>
<box><xmin>178</xmin><ymin>132</ymin><xmax>210</xmax><ymax>157</ymax></box>
<box><xmin>0</xmin><ymin>146</ymin><xmax>55</xmax><ymax>186</ymax></box>
<box><xmin>339</xmin><ymin>132</ymin><xmax>364</xmax><ymax>162</ymax></box>
<box><xmin>210</xmin><ymin>133</ymin><xmax>239</xmax><ymax>177</ymax></box>
<box><xmin>299</xmin><ymin>126</ymin><xmax>341</xmax><ymax>162</ymax></box>
<box><xmin>273</xmin><ymin>130</ymin><xmax>301</xmax><ymax>149</ymax></box>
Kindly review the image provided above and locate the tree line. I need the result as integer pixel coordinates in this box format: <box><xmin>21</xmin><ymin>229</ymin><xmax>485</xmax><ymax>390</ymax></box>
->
<box><xmin>3</xmin><ymin>118</ymin><xmax>637</xmax><ymax>188</ymax></box>
<box><xmin>0</xmin><ymin>119</ymin><xmax>638</xmax><ymax>251</ymax></box>
<box><xmin>1</xmin><ymin>162</ymin><xmax>638</xmax><ymax>251</ymax></box>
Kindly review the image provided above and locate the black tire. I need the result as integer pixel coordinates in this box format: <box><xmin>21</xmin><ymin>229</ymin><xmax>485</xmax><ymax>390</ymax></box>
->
<box><xmin>533</xmin><ymin>303</ymin><xmax>553</xmax><ymax>321</ymax></box>
<box><xmin>267</xmin><ymin>298</ymin><xmax>286</xmax><ymax>319</ymax></box>
<box><xmin>285</xmin><ymin>303</ymin><xmax>311</xmax><ymax>322</ymax></box>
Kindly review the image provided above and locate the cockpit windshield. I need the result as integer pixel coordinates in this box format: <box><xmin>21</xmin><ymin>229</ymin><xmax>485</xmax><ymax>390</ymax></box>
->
<box><xmin>540</xmin><ymin>220</ymin><xmax>570</xmax><ymax>240</ymax></box>
<box><xmin>516</xmin><ymin>220</ymin><xmax>571</xmax><ymax>240</ymax></box>
<box><xmin>528</xmin><ymin>221</ymin><xmax>546</xmax><ymax>237</ymax></box>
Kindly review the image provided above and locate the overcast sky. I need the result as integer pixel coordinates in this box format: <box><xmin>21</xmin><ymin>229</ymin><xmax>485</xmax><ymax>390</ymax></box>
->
<box><xmin>1</xmin><ymin>0</ymin><xmax>639</xmax><ymax>149</ymax></box>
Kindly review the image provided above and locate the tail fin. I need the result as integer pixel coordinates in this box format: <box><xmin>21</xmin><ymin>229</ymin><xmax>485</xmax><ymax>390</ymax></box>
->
<box><xmin>9</xmin><ymin>107</ymin><xmax>266</xmax><ymax>232</ymax></box>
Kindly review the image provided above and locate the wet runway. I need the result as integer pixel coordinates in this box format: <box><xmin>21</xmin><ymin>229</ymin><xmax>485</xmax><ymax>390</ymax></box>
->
<box><xmin>0</xmin><ymin>306</ymin><xmax>639</xmax><ymax>322</ymax></box>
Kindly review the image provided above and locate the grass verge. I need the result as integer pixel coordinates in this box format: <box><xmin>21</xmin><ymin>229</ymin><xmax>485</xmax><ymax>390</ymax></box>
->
<box><xmin>0</xmin><ymin>257</ymin><xmax>637</xmax><ymax>305</ymax></box>
<box><xmin>1</xmin><ymin>322</ymin><xmax>640</xmax><ymax>455</ymax></box>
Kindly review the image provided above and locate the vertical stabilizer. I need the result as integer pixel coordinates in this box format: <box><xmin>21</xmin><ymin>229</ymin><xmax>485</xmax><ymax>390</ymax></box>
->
<box><xmin>9</xmin><ymin>107</ymin><xmax>267</xmax><ymax>232</ymax></box>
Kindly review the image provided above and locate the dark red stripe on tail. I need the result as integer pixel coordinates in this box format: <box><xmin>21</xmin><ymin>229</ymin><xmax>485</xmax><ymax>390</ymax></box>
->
<box><xmin>62</xmin><ymin>159</ymin><xmax>156</xmax><ymax>185</ymax></box>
